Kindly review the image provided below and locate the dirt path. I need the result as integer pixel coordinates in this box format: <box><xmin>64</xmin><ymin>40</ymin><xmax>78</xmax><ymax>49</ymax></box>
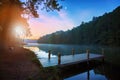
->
<box><xmin>0</xmin><ymin>47</ymin><xmax>41</xmax><ymax>80</ymax></box>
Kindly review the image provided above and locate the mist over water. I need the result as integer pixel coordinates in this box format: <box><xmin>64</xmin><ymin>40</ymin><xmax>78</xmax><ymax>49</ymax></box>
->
<box><xmin>24</xmin><ymin>43</ymin><xmax>120</xmax><ymax>80</ymax></box>
<box><xmin>24</xmin><ymin>46</ymin><xmax>57</xmax><ymax>58</ymax></box>
<box><xmin>35</xmin><ymin>50</ymin><xmax>56</xmax><ymax>58</ymax></box>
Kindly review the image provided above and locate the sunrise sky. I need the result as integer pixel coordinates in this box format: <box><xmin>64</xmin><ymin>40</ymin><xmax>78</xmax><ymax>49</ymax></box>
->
<box><xmin>28</xmin><ymin>0</ymin><xmax>120</xmax><ymax>39</ymax></box>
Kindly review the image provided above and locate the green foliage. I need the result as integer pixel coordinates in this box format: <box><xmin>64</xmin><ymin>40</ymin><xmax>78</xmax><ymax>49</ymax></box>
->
<box><xmin>38</xmin><ymin>6</ymin><xmax>120</xmax><ymax>46</ymax></box>
<box><xmin>39</xmin><ymin>66</ymin><xmax>61</xmax><ymax>80</ymax></box>
<box><xmin>25</xmin><ymin>49</ymin><xmax>42</xmax><ymax>67</ymax></box>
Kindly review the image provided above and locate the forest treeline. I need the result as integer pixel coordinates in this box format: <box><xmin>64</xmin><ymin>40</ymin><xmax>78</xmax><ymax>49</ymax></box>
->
<box><xmin>38</xmin><ymin>6</ymin><xmax>120</xmax><ymax>46</ymax></box>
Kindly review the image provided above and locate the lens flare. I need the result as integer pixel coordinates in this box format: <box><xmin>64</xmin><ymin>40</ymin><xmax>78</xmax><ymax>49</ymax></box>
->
<box><xmin>13</xmin><ymin>26</ymin><xmax>25</xmax><ymax>38</ymax></box>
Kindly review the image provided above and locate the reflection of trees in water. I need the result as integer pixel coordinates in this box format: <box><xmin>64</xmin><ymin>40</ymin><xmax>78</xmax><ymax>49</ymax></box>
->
<box><xmin>94</xmin><ymin>64</ymin><xmax>105</xmax><ymax>75</ymax></box>
<box><xmin>61</xmin><ymin>61</ymin><xmax>102</xmax><ymax>79</ymax></box>
<box><xmin>62</xmin><ymin>62</ymin><xmax>120</xmax><ymax>80</ymax></box>
<box><xmin>94</xmin><ymin>63</ymin><xmax>120</xmax><ymax>80</ymax></box>
<box><xmin>36</xmin><ymin>44</ymin><xmax>120</xmax><ymax>66</ymax></box>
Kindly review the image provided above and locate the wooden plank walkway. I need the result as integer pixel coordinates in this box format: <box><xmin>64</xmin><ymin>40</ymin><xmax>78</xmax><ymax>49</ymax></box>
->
<box><xmin>39</xmin><ymin>53</ymin><xmax>104</xmax><ymax>67</ymax></box>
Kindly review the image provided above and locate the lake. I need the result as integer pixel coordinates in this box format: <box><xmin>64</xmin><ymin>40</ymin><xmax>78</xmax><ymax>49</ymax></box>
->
<box><xmin>24</xmin><ymin>43</ymin><xmax>120</xmax><ymax>80</ymax></box>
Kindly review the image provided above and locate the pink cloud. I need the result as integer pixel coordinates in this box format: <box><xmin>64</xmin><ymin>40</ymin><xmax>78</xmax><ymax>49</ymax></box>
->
<box><xmin>28</xmin><ymin>10</ymin><xmax>75</xmax><ymax>39</ymax></box>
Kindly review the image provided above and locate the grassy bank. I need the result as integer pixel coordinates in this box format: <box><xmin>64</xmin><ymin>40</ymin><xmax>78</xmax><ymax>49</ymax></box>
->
<box><xmin>24</xmin><ymin>48</ymin><xmax>43</xmax><ymax>68</ymax></box>
<box><xmin>0</xmin><ymin>46</ymin><xmax>42</xmax><ymax>80</ymax></box>
<box><xmin>23</xmin><ymin>48</ymin><xmax>61</xmax><ymax>80</ymax></box>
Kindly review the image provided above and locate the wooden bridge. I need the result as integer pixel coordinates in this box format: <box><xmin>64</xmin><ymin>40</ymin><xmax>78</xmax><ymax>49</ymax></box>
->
<box><xmin>39</xmin><ymin>49</ymin><xmax>104</xmax><ymax>67</ymax></box>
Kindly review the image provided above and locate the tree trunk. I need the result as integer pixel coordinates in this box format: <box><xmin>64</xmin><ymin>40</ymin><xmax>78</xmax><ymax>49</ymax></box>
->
<box><xmin>0</xmin><ymin>3</ymin><xmax>14</xmax><ymax>49</ymax></box>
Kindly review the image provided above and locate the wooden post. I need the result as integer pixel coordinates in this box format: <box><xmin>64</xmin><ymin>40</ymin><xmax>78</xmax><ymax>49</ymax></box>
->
<box><xmin>48</xmin><ymin>50</ymin><xmax>51</xmax><ymax>60</ymax></box>
<box><xmin>86</xmin><ymin>49</ymin><xmax>90</xmax><ymax>65</ymax></box>
<box><xmin>87</xmin><ymin>70</ymin><xmax>90</xmax><ymax>80</ymax></box>
<box><xmin>72</xmin><ymin>48</ymin><xmax>75</xmax><ymax>55</ymax></box>
<box><xmin>58</xmin><ymin>52</ymin><xmax>61</xmax><ymax>65</ymax></box>
<box><xmin>86</xmin><ymin>49</ymin><xmax>90</xmax><ymax>60</ymax></box>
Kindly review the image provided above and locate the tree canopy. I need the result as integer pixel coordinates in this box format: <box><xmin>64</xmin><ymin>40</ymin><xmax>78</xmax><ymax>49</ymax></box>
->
<box><xmin>0</xmin><ymin>0</ymin><xmax>62</xmax><ymax>47</ymax></box>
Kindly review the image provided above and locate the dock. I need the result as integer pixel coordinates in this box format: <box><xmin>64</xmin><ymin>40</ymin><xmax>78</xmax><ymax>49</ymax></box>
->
<box><xmin>39</xmin><ymin>53</ymin><xmax>104</xmax><ymax>67</ymax></box>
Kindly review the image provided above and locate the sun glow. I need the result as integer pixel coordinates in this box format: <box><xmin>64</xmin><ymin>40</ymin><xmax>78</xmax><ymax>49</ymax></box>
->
<box><xmin>13</xmin><ymin>26</ymin><xmax>26</xmax><ymax>39</ymax></box>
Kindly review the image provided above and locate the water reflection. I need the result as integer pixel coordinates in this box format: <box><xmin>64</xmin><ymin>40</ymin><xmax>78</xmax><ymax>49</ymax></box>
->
<box><xmin>24</xmin><ymin>46</ymin><xmax>56</xmax><ymax>58</ymax></box>
<box><xmin>61</xmin><ymin>60</ymin><xmax>107</xmax><ymax>80</ymax></box>
<box><xmin>63</xmin><ymin>63</ymin><xmax>107</xmax><ymax>80</ymax></box>
<box><xmin>64</xmin><ymin>70</ymin><xmax>107</xmax><ymax>80</ymax></box>
<box><xmin>94</xmin><ymin>63</ymin><xmax>120</xmax><ymax>80</ymax></box>
<box><xmin>87</xmin><ymin>70</ymin><xmax>90</xmax><ymax>80</ymax></box>
<box><xmin>24</xmin><ymin>43</ymin><xmax>120</xmax><ymax>80</ymax></box>
<box><xmin>27</xmin><ymin>44</ymin><xmax>120</xmax><ymax>66</ymax></box>
<box><xmin>63</xmin><ymin>62</ymin><xmax>120</xmax><ymax>80</ymax></box>
<box><xmin>24</xmin><ymin>46</ymin><xmax>39</xmax><ymax>52</ymax></box>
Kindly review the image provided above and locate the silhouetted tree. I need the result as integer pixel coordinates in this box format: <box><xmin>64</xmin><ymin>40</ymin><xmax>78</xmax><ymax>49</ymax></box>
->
<box><xmin>0</xmin><ymin>0</ymin><xmax>62</xmax><ymax>48</ymax></box>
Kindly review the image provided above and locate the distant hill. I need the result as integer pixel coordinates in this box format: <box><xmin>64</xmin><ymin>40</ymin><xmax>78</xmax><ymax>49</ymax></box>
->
<box><xmin>38</xmin><ymin>6</ymin><xmax>120</xmax><ymax>46</ymax></box>
<box><xmin>24</xmin><ymin>39</ymin><xmax>37</xmax><ymax>43</ymax></box>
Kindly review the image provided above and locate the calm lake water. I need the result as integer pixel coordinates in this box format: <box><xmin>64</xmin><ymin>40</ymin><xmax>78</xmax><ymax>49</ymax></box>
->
<box><xmin>24</xmin><ymin>43</ymin><xmax>120</xmax><ymax>80</ymax></box>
